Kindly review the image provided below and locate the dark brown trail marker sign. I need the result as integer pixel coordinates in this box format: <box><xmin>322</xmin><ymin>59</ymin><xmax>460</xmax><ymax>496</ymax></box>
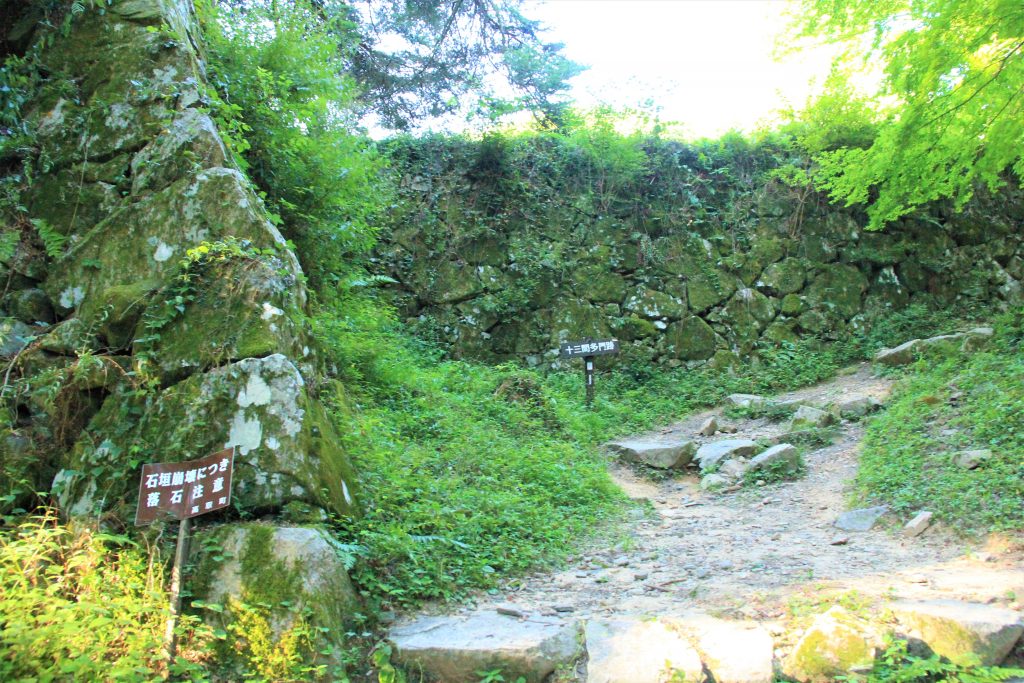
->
<box><xmin>135</xmin><ymin>447</ymin><xmax>235</xmax><ymax>669</ymax></box>
<box><xmin>559</xmin><ymin>338</ymin><xmax>620</xmax><ymax>406</ymax></box>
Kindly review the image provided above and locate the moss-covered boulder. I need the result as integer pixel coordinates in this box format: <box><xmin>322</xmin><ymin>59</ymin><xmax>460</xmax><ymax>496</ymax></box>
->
<box><xmin>891</xmin><ymin>600</ymin><xmax>1024</xmax><ymax>666</ymax></box>
<box><xmin>663</xmin><ymin>316</ymin><xmax>717</xmax><ymax>360</ymax></box>
<box><xmin>572</xmin><ymin>265</ymin><xmax>628</xmax><ymax>303</ymax></box>
<box><xmin>787</xmin><ymin>606</ymin><xmax>885</xmax><ymax>682</ymax></box>
<box><xmin>139</xmin><ymin>255</ymin><xmax>310</xmax><ymax>384</ymax></box>
<box><xmin>193</xmin><ymin>523</ymin><xmax>359</xmax><ymax>676</ymax></box>
<box><xmin>805</xmin><ymin>264</ymin><xmax>868</xmax><ymax>319</ymax></box>
<box><xmin>717</xmin><ymin>288</ymin><xmax>775</xmax><ymax>349</ymax></box>
<box><xmin>612</xmin><ymin>315</ymin><xmax>658</xmax><ymax>341</ymax></box>
<box><xmin>55</xmin><ymin>354</ymin><xmax>358</xmax><ymax>519</ymax></box>
<box><xmin>44</xmin><ymin>168</ymin><xmax>293</xmax><ymax>319</ymax></box>
<box><xmin>760</xmin><ymin>258</ymin><xmax>807</xmax><ymax>295</ymax></box>
<box><xmin>623</xmin><ymin>286</ymin><xmax>686</xmax><ymax>320</ymax></box>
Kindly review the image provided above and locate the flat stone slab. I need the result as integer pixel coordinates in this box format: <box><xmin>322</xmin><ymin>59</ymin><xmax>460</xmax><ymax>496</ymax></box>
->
<box><xmin>389</xmin><ymin>613</ymin><xmax>580</xmax><ymax>683</ymax></box>
<box><xmin>607</xmin><ymin>438</ymin><xmax>697</xmax><ymax>469</ymax></box>
<box><xmin>749</xmin><ymin>443</ymin><xmax>800</xmax><ymax>473</ymax></box>
<box><xmin>695</xmin><ymin>439</ymin><xmax>758</xmax><ymax>472</ymax></box>
<box><xmin>585</xmin><ymin>618</ymin><xmax>703</xmax><ymax>683</ymax></box>
<box><xmin>874</xmin><ymin>339</ymin><xmax>922</xmax><ymax>366</ymax></box>
<box><xmin>675</xmin><ymin>615</ymin><xmax>774</xmax><ymax>683</ymax></box>
<box><xmin>891</xmin><ymin>600</ymin><xmax>1024</xmax><ymax>666</ymax></box>
<box><xmin>791</xmin><ymin>405</ymin><xmax>836</xmax><ymax>429</ymax></box>
<box><xmin>727</xmin><ymin>393</ymin><xmax>766</xmax><ymax>409</ymax></box>
<box><xmin>834</xmin><ymin>505</ymin><xmax>888</xmax><ymax>532</ymax></box>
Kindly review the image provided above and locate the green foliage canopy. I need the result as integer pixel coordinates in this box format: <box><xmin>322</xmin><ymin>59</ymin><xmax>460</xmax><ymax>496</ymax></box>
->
<box><xmin>787</xmin><ymin>0</ymin><xmax>1024</xmax><ymax>229</ymax></box>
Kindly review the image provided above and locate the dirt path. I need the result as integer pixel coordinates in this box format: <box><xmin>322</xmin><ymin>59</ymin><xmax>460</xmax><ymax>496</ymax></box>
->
<box><xmin>463</xmin><ymin>363</ymin><xmax>1024</xmax><ymax>631</ymax></box>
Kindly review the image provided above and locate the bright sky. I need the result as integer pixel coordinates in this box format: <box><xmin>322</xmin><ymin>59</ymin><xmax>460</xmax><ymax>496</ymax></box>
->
<box><xmin>519</xmin><ymin>0</ymin><xmax>838</xmax><ymax>138</ymax></box>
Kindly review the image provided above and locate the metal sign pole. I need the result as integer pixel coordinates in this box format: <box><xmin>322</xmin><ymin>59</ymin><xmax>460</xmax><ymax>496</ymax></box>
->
<box><xmin>164</xmin><ymin>516</ymin><xmax>191</xmax><ymax>670</ymax></box>
<box><xmin>585</xmin><ymin>355</ymin><xmax>595</xmax><ymax>407</ymax></box>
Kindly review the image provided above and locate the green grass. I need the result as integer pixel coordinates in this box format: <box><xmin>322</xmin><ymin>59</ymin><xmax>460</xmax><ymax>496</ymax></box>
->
<box><xmin>855</xmin><ymin>313</ymin><xmax>1024</xmax><ymax>534</ymax></box>
<box><xmin>311</xmin><ymin>295</ymin><xmax>984</xmax><ymax>609</ymax></box>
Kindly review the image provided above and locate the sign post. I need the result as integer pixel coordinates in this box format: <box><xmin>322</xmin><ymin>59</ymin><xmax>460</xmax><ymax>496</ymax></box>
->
<box><xmin>559</xmin><ymin>338</ymin><xmax>620</xmax><ymax>407</ymax></box>
<box><xmin>135</xmin><ymin>447</ymin><xmax>236</xmax><ymax>668</ymax></box>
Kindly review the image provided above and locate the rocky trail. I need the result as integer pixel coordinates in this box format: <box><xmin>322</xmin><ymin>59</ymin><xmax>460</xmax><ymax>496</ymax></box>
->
<box><xmin>388</xmin><ymin>358</ymin><xmax>1024</xmax><ymax>682</ymax></box>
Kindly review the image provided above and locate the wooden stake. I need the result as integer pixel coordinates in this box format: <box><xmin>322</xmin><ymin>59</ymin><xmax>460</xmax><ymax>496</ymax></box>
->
<box><xmin>164</xmin><ymin>516</ymin><xmax>191</xmax><ymax>672</ymax></box>
<box><xmin>584</xmin><ymin>355</ymin><xmax>595</xmax><ymax>407</ymax></box>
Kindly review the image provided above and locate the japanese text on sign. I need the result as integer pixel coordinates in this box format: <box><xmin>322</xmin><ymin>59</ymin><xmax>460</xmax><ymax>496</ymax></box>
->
<box><xmin>559</xmin><ymin>338</ymin><xmax>620</xmax><ymax>358</ymax></box>
<box><xmin>135</xmin><ymin>448</ymin><xmax>235</xmax><ymax>526</ymax></box>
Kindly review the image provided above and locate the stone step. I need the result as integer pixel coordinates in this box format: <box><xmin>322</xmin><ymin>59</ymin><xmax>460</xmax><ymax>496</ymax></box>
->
<box><xmin>388</xmin><ymin>613</ymin><xmax>581</xmax><ymax>683</ymax></box>
<box><xmin>606</xmin><ymin>438</ymin><xmax>697</xmax><ymax>469</ymax></box>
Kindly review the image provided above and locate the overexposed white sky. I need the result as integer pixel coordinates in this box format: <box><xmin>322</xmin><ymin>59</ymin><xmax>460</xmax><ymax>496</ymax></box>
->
<box><xmin>518</xmin><ymin>0</ymin><xmax>837</xmax><ymax>138</ymax></box>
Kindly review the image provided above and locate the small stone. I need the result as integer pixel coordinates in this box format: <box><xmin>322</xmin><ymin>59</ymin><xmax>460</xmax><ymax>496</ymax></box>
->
<box><xmin>716</xmin><ymin>560</ymin><xmax>734</xmax><ymax>570</ymax></box>
<box><xmin>952</xmin><ymin>449</ymin><xmax>992</xmax><ymax>469</ymax></box>
<box><xmin>718</xmin><ymin>458</ymin><xmax>751</xmax><ymax>481</ymax></box>
<box><xmin>552</xmin><ymin>605</ymin><xmax>575</xmax><ymax>613</ymax></box>
<box><xmin>830</xmin><ymin>535</ymin><xmax>850</xmax><ymax>546</ymax></box>
<box><xmin>701</xmin><ymin>473</ymin><xmax>730</xmax><ymax>491</ymax></box>
<box><xmin>903</xmin><ymin>511</ymin><xmax>933</xmax><ymax>537</ymax></box>
<box><xmin>834</xmin><ymin>505</ymin><xmax>889</xmax><ymax>532</ymax></box>
<box><xmin>749</xmin><ymin>443</ymin><xmax>801</xmax><ymax>473</ymax></box>
<box><xmin>720</xmin><ymin>424</ymin><xmax>739</xmax><ymax>434</ymax></box>
<box><xmin>613</xmin><ymin>556</ymin><xmax>630</xmax><ymax>567</ymax></box>
<box><xmin>496</xmin><ymin>604</ymin><xmax>527</xmax><ymax>618</ymax></box>
<box><xmin>633</xmin><ymin>572</ymin><xmax>649</xmax><ymax>581</ymax></box>
<box><xmin>698</xmin><ymin>416</ymin><xmax>718</xmax><ymax>436</ymax></box>
<box><xmin>695</xmin><ymin>567</ymin><xmax>711</xmax><ymax>579</ymax></box>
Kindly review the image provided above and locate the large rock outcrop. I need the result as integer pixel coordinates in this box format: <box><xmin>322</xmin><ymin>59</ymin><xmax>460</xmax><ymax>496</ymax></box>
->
<box><xmin>1</xmin><ymin>0</ymin><xmax>357</xmax><ymax>520</ymax></box>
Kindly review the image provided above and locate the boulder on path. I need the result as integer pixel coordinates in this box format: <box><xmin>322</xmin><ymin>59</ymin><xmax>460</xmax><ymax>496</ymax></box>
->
<box><xmin>718</xmin><ymin>458</ymin><xmax>751</xmax><ymax>481</ymax></box>
<box><xmin>701</xmin><ymin>473</ymin><xmax>731</xmax><ymax>491</ymax></box>
<box><xmin>891</xmin><ymin>600</ymin><xmax>1024</xmax><ymax>666</ymax></box>
<box><xmin>606</xmin><ymin>438</ymin><xmax>697</xmax><ymax>469</ymax></box>
<box><xmin>837</xmin><ymin>396</ymin><xmax>883</xmax><ymax>420</ymax></box>
<box><xmin>674</xmin><ymin>615</ymin><xmax>775</xmax><ymax>683</ymax></box>
<box><xmin>389</xmin><ymin>613</ymin><xmax>581</xmax><ymax>683</ymax></box>
<box><xmin>787</xmin><ymin>606</ymin><xmax>885</xmax><ymax>682</ymax></box>
<box><xmin>585</xmin><ymin>618</ymin><xmax>703</xmax><ymax>683</ymax></box>
<box><xmin>834</xmin><ymin>506</ymin><xmax>889</xmax><ymax>532</ymax></box>
<box><xmin>695</xmin><ymin>439</ymin><xmax>759</xmax><ymax>472</ymax></box>
<box><xmin>902</xmin><ymin>511</ymin><xmax>933</xmax><ymax>537</ymax></box>
<box><xmin>791</xmin><ymin>405</ymin><xmax>836</xmax><ymax>430</ymax></box>
<box><xmin>749</xmin><ymin>443</ymin><xmax>800</xmax><ymax>474</ymax></box>
<box><xmin>727</xmin><ymin>393</ymin><xmax>766</xmax><ymax>409</ymax></box>
<box><xmin>698</xmin><ymin>416</ymin><xmax>718</xmax><ymax>436</ymax></box>
<box><xmin>953</xmin><ymin>448</ymin><xmax>992</xmax><ymax>469</ymax></box>
<box><xmin>874</xmin><ymin>339</ymin><xmax>922</xmax><ymax>366</ymax></box>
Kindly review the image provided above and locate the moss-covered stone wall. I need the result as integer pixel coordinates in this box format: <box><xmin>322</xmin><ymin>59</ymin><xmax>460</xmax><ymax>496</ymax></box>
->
<box><xmin>376</xmin><ymin>135</ymin><xmax>1024</xmax><ymax>367</ymax></box>
<box><xmin>0</xmin><ymin>0</ymin><xmax>358</xmax><ymax>521</ymax></box>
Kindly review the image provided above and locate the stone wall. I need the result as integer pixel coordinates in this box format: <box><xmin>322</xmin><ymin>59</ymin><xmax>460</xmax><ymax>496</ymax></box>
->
<box><xmin>0</xmin><ymin>0</ymin><xmax>358</xmax><ymax>520</ymax></box>
<box><xmin>377</xmin><ymin>138</ymin><xmax>1024</xmax><ymax>368</ymax></box>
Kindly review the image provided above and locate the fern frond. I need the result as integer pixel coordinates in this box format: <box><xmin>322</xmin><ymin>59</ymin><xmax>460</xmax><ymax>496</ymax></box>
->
<box><xmin>30</xmin><ymin>219</ymin><xmax>67</xmax><ymax>259</ymax></box>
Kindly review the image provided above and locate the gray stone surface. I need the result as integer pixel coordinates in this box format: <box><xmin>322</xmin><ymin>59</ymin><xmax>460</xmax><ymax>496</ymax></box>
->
<box><xmin>874</xmin><ymin>339</ymin><xmax>922</xmax><ymax>366</ymax></box>
<box><xmin>749</xmin><ymin>443</ymin><xmax>800</xmax><ymax>473</ymax></box>
<box><xmin>902</xmin><ymin>511</ymin><xmax>933</xmax><ymax>537</ymax></box>
<box><xmin>0</xmin><ymin>318</ymin><xmax>34</xmax><ymax>358</ymax></box>
<box><xmin>675</xmin><ymin>615</ymin><xmax>775</xmax><ymax>683</ymax></box>
<box><xmin>699</xmin><ymin>415</ymin><xmax>718</xmax><ymax>436</ymax></box>
<box><xmin>727</xmin><ymin>393</ymin><xmax>766</xmax><ymax>409</ymax></box>
<box><xmin>701</xmin><ymin>473</ymin><xmax>731</xmax><ymax>491</ymax></box>
<box><xmin>837</xmin><ymin>396</ymin><xmax>881</xmax><ymax>420</ymax></box>
<box><xmin>390</xmin><ymin>613</ymin><xmax>581</xmax><ymax>683</ymax></box>
<box><xmin>585</xmin><ymin>618</ymin><xmax>703</xmax><ymax>683</ymax></box>
<box><xmin>834</xmin><ymin>505</ymin><xmax>889</xmax><ymax>532</ymax></box>
<box><xmin>791</xmin><ymin>405</ymin><xmax>836</xmax><ymax>429</ymax></box>
<box><xmin>891</xmin><ymin>600</ymin><xmax>1024</xmax><ymax>666</ymax></box>
<box><xmin>606</xmin><ymin>438</ymin><xmax>697</xmax><ymax>469</ymax></box>
<box><xmin>695</xmin><ymin>439</ymin><xmax>759</xmax><ymax>472</ymax></box>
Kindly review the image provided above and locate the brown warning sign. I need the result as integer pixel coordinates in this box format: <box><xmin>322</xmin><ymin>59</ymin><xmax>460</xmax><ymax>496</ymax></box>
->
<box><xmin>134</xmin><ymin>448</ymin><xmax>235</xmax><ymax>526</ymax></box>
